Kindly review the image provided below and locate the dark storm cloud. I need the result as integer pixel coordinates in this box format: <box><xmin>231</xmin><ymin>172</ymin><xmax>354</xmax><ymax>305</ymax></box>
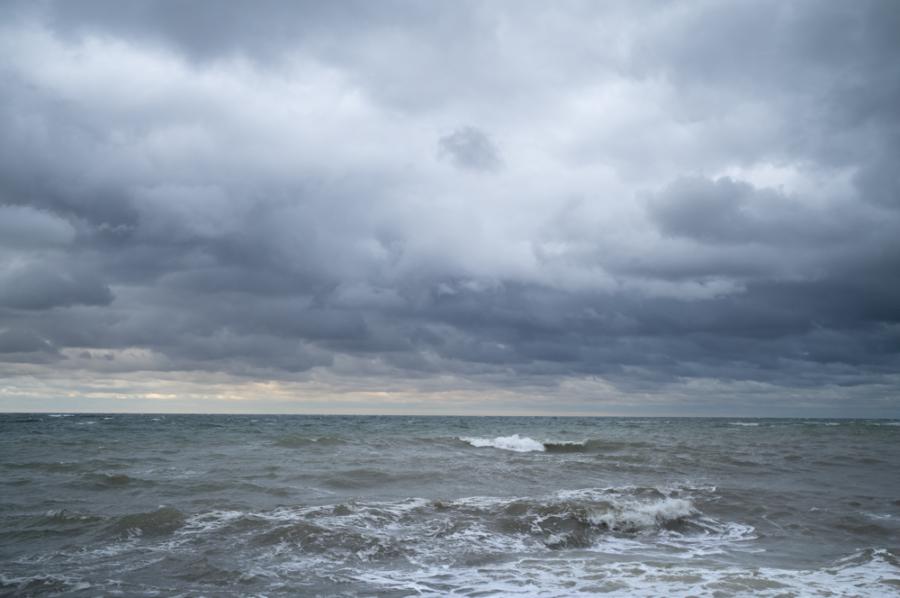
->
<box><xmin>23</xmin><ymin>0</ymin><xmax>442</xmax><ymax>62</ymax></box>
<box><xmin>0</xmin><ymin>265</ymin><xmax>112</xmax><ymax>310</ymax></box>
<box><xmin>438</xmin><ymin>127</ymin><xmax>502</xmax><ymax>173</ymax></box>
<box><xmin>646</xmin><ymin>176</ymin><xmax>860</xmax><ymax>247</ymax></box>
<box><xmin>0</xmin><ymin>328</ymin><xmax>56</xmax><ymax>356</ymax></box>
<box><xmin>0</xmin><ymin>206</ymin><xmax>74</xmax><ymax>248</ymax></box>
<box><xmin>0</xmin><ymin>0</ymin><xmax>899</xmax><ymax>413</ymax></box>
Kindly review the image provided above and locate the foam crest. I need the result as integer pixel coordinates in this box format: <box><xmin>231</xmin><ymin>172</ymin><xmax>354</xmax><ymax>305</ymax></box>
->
<box><xmin>156</xmin><ymin>487</ymin><xmax>732</xmax><ymax>562</ymax></box>
<box><xmin>460</xmin><ymin>434</ymin><xmax>546</xmax><ymax>452</ymax></box>
<box><xmin>588</xmin><ymin>497</ymin><xmax>696</xmax><ymax>532</ymax></box>
<box><xmin>458</xmin><ymin>435</ymin><xmax>637</xmax><ymax>453</ymax></box>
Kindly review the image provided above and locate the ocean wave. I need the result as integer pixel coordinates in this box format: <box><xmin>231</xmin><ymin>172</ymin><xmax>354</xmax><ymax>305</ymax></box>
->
<box><xmin>586</xmin><ymin>496</ymin><xmax>696</xmax><ymax>532</ymax></box>
<box><xmin>7</xmin><ymin>486</ymin><xmax>767</xmax><ymax>594</ymax></box>
<box><xmin>543</xmin><ymin>440</ymin><xmax>591</xmax><ymax>453</ymax></box>
<box><xmin>437</xmin><ymin>487</ymin><xmax>730</xmax><ymax>551</ymax></box>
<box><xmin>40</xmin><ymin>509</ymin><xmax>104</xmax><ymax>525</ymax></box>
<box><xmin>0</xmin><ymin>573</ymin><xmax>91</xmax><ymax>595</ymax></box>
<box><xmin>163</xmin><ymin>486</ymin><xmax>739</xmax><ymax>560</ymax></box>
<box><xmin>253</xmin><ymin>518</ymin><xmax>408</xmax><ymax>560</ymax></box>
<box><xmin>4</xmin><ymin>510</ymin><xmax>104</xmax><ymax>542</ymax></box>
<box><xmin>458</xmin><ymin>434</ymin><xmax>642</xmax><ymax>454</ymax></box>
<box><xmin>77</xmin><ymin>472</ymin><xmax>156</xmax><ymax>491</ymax></box>
<box><xmin>459</xmin><ymin>434</ymin><xmax>547</xmax><ymax>452</ymax></box>
<box><xmin>108</xmin><ymin>506</ymin><xmax>186</xmax><ymax>538</ymax></box>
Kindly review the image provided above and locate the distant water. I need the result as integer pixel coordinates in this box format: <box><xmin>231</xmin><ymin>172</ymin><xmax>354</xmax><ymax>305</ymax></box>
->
<box><xmin>1</xmin><ymin>415</ymin><xmax>899</xmax><ymax>597</ymax></box>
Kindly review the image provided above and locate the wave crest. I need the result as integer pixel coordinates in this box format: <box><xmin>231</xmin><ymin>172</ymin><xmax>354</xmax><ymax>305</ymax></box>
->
<box><xmin>171</xmin><ymin>487</ymin><xmax>738</xmax><ymax>559</ymax></box>
<box><xmin>109</xmin><ymin>506</ymin><xmax>185</xmax><ymax>538</ymax></box>
<box><xmin>459</xmin><ymin>435</ymin><xmax>636</xmax><ymax>454</ymax></box>
<box><xmin>587</xmin><ymin>497</ymin><xmax>696</xmax><ymax>533</ymax></box>
<box><xmin>459</xmin><ymin>434</ymin><xmax>546</xmax><ymax>452</ymax></box>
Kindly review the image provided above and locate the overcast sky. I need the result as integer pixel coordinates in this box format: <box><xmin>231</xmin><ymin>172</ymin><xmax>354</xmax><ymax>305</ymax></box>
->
<box><xmin>1</xmin><ymin>1</ymin><xmax>898</xmax><ymax>416</ymax></box>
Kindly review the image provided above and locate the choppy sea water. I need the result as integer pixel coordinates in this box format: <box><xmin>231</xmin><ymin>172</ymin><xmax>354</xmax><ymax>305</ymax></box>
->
<box><xmin>1</xmin><ymin>414</ymin><xmax>898</xmax><ymax>597</ymax></box>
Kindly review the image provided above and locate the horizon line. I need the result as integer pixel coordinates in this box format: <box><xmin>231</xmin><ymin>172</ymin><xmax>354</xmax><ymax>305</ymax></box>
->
<box><xmin>2</xmin><ymin>411</ymin><xmax>896</xmax><ymax>420</ymax></box>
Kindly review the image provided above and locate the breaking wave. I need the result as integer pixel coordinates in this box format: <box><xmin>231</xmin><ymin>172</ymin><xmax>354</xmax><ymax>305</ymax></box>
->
<box><xmin>458</xmin><ymin>434</ymin><xmax>641</xmax><ymax>454</ymax></box>
<box><xmin>155</xmin><ymin>486</ymin><xmax>746</xmax><ymax>562</ymax></box>
<box><xmin>459</xmin><ymin>434</ymin><xmax>547</xmax><ymax>452</ymax></box>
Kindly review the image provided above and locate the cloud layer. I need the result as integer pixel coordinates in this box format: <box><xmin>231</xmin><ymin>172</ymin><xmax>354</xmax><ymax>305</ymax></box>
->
<box><xmin>1</xmin><ymin>1</ymin><xmax>898</xmax><ymax>414</ymax></box>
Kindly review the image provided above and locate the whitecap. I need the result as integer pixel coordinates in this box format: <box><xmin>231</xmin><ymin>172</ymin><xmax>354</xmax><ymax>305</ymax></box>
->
<box><xmin>588</xmin><ymin>497</ymin><xmax>696</xmax><ymax>532</ymax></box>
<box><xmin>459</xmin><ymin>434</ymin><xmax>546</xmax><ymax>452</ymax></box>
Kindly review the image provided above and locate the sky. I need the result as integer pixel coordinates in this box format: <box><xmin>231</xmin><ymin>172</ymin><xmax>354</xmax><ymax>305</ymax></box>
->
<box><xmin>1</xmin><ymin>1</ymin><xmax>899</xmax><ymax>416</ymax></box>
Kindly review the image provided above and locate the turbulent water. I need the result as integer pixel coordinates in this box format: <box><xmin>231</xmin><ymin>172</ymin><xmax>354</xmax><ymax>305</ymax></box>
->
<box><xmin>1</xmin><ymin>415</ymin><xmax>899</xmax><ymax>597</ymax></box>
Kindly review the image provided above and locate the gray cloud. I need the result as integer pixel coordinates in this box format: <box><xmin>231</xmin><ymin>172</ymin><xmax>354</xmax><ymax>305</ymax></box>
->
<box><xmin>0</xmin><ymin>328</ymin><xmax>56</xmax><ymax>355</ymax></box>
<box><xmin>438</xmin><ymin>127</ymin><xmax>502</xmax><ymax>173</ymax></box>
<box><xmin>0</xmin><ymin>205</ymin><xmax>75</xmax><ymax>248</ymax></box>
<box><xmin>0</xmin><ymin>264</ymin><xmax>113</xmax><ymax>310</ymax></box>
<box><xmin>0</xmin><ymin>1</ymin><xmax>898</xmax><ymax>414</ymax></box>
<box><xmin>646</xmin><ymin>176</ymin><xmax>861</xmax><ymax>247</ymax></box>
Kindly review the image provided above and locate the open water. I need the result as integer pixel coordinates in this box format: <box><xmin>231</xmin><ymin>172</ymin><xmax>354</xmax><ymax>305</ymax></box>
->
<box><xmin>1</xmin><ymin>414</ymin><xmax>899</xmax><ymax>596</ymax></box>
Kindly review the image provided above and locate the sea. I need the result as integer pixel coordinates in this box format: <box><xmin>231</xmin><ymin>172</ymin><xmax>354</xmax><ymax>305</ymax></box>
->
<box><xmin>1</xmin><ymin>414</ymin><xmax>898</xmax><ymax>597</ymax></box>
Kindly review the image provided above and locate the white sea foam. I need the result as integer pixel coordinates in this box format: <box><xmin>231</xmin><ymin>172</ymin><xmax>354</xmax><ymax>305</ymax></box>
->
<box><xmin>460</xmin><ymin>434</ymin><xmax>546</xmax><ymax>452</ymax></box>
<box><xmin>162</xmin><ymin>486</ymin><xmax>737</xmax><ymax>568</ymax></box>
<box><xmin>353</xmin><ymin>548</ymin><xmax>900</xmax><ymax>597</ymax></box>
<box><xmin>458</xmin><ymin>434</ymin><xmax>590</xmax><ymax>452</ymax></box>
<box><xmin>179</xmin><ymin>510</ymin><xmax>245</xmax><ymax>535</ymax></box>
<box><xmin>729</xmin><ymin>422</ymin><xmax>760</xmax><ymax>427</ymax></box>
<box><xmin>588</xmin><ymin>497</ymin><xmax>696</xmax><ymax>531</ymax></box>
<box><xmin>29</xmin><ymin>485</ymin><xmax>779</xmax><ymax>596</ymax></box>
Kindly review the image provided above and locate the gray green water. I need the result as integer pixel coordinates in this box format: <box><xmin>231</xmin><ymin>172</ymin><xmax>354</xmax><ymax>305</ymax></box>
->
<box><xmin>1</xmin><ymin>414</ymin><xmax>899</xmax><ymax>596</ymax></box>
